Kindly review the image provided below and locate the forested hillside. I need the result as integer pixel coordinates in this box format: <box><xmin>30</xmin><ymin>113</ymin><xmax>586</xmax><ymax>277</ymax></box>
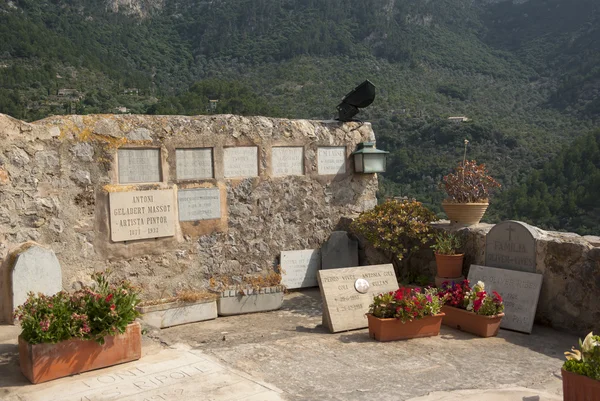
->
<box><xmin>0</xmin><ymin>0</ymin><xmax>598</xmax><ymax>233</ymax></box>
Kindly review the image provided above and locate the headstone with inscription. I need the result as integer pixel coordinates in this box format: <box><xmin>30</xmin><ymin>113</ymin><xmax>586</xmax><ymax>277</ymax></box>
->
<box><xmin>318</xmin><ymin>264</ymin><xmax>399</xmax><ymax>333</ymax></box>
<box><xmin>280</xmin><ymin>249</ymin><xmax>320</xmax><ymax>289</ymax></box>
<box><xmin>223</xmin><ymin>147</ymin><xmax>258</xmax><ymax>178</ymax></box>
<box><xmin>176</xmin><ymin>148</ymin><xmax>213</xmax><ymax>180</ymax></box>
<box><xmin>321</xmin><ymin>231</ymin><xmax>359</xmax><ymax>270</ymax></box>
<box><xmin>109</xmin><ymin>189</ymin><xmax>176</xmax><ymax>241</ymax></box>
<box><xmin>485</xmin><ymin>220</ymin><xmax>539</xmax><ymax>273</ymax></box>
<box><xmin>118</xmin><ymin>148</ymin><xmax>161</xmax><ymax>183</ymax></box>
<box><xmin>468</xmin><ymin>264</ymin><xmax>543</xmax><ymax>333</ymax></box>
<box><xmin>317</xmin><ymin>147</ymin><xmax>346</xmax><ymax>175</ymax></box>
<box><xmin>178</xmin><ymin>188</ymin><xmax>221</xmax><ymax>221</ymax></box>
<box><xmin>272</xmin><ymin>147</ymin><xmax>304</xmax><ymax>176</ymax></box>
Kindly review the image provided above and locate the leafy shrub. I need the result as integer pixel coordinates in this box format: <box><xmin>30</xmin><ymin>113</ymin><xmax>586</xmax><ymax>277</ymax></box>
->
<box><xmin>369</xmin><ymin>287</ymin><xmax>445</xmax><ymax>323</ymax></box>
<box><xmin>431</xmin><ymin>231</ymin><xmax>462</xmax><ymax>255</ymax></box>
<box><xmin>442</xmin><ymin>160</ymin><xmax>501</xmax><ymax>203</ymax></box>
<box><xmin>438</xmin><ymin>279</ymin><xmax>504</xmax><ymax>316</ymax></box>
<box><xmin>564</xmin><ymin>332</ymin><xmax>600</xmax><ymax>381</ymax></box>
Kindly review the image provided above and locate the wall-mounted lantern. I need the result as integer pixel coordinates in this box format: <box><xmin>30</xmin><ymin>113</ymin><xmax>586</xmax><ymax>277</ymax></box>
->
<box><xmin>351</xmin><ymin>142</ymin><xmax>389</xmax><ymax>173</ymax></box>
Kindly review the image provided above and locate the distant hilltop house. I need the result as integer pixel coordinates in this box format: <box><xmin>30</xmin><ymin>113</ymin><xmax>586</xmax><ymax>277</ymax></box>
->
<box><xmin>448</xmin><ymin>116</ymin><xmax>470</xmax><ymax>123</ymax></box>
<box><xmin>208</xmin><ymin>99</ymin><xmax>219</xmax><ymax>111</ymax></box>
<box><xmin>57</xmin><ymin>89</ymin><xmax>80</xmax><ymax>98</ymax></box>
<box><xmin>115</xmin><ymin>106</ymin><xmax>128</xmax><ymax>113</ymax></box>
<box><xmin>124</xmin><ymin>88</ymin><xmax>139</xmax><ymax>95</ymax></box>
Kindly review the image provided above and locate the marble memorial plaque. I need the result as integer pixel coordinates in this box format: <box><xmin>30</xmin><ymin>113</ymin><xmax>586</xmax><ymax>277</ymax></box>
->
<box><xmin>272</xmin><ymin>147</ymin><xmax>304</xmax><ymax>176</ymax></box>
<box><xmin>318</xmin><ymin>264</ymin><xmax>399</xmax><ymax>333</ymax></box>
<box><xmin>118</xmin><ymin>148</ymin><xmax>161</xmax><ymax>183</ymax></box>
<box><xmin>485</xmin><ymin>220</ymin><xmax>538</xmax><ymax>273</ymax></box>
<box><xmin>468</xmin><ymin>264</ymin><xmax>543</xmax><ymax>333</ymax></box>
<box><xmin>280</xmin><ymin>249</ymin><xmax>320</xmax><ymax>289</ymax></box>
<box><xmin>109</xmin><ymin>189</ymin><xmax>176</xmax><ymax>241</ymax></box>
<box><xmin>223</xmin><ymin>147</ymin><xmax>258</xmax><ymax>178</ymax></box>
<box><xmin>317</xmin><ymin>147</ymin><xmax>346</xmax><ymax>175</ymax></box>
<box><xmin>178</xmin><ymin>188</ymin><xmax>221</xmax><ymax>221</ymax></box>
<box><xmin>176</xmin><ymin>148</ymin><xmax>213</xmax><ymax>180</ymax></box>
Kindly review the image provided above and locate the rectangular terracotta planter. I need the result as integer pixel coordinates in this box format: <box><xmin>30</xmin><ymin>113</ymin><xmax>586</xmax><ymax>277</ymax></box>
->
<box><xmin>441</xmin><ymin>305</ymin><xmax>504</xmax><ymax>337</ymax></box>
<box><xmin>367</xmin><ymin>313</ymin><xmax>444</xmax><ymax>342</ymax></box>
<box><xmin>137</xmin><ymin>299</ymin><xmax>217</xmax><ymax>328</ymax></box>
<box><xmin>19</xmin><ymin>322</ymin><xmax>142</xmax><ymax>384</ymax></box>
<box><xmin>562</xmin><ymin>368</ymin><xmax>600</xmax><ymax>401</ymax></box>
<box><xmin>217</xmin><ymin>286</ymin><xmax>284</xmax><ymax>316</ymax></box>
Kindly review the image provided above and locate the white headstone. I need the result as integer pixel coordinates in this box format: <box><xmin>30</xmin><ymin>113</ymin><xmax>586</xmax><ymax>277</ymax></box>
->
<box><xmin>317</xmin><ymin>147</ymin><xmax>346</xmax><ymax>175</ymax></box>
<box><xmin>272</xmin><ymin>147</ymin><xmax>304</xmax><ymax>176</ymax></box>
<box><xmin>118</xmin><ymin>148</ymin><xmax>161</xmax><ymax>183</ymax></box>
<box><xmin>223</xmin><ymin>147</ymin><xmax>258</xmax><ymax>178</ymax></box>
<box><xmin>468</xmin><ymin>264</ymin><xmax>543</xmax><ymax>333</ymax></box>
<box><xmin>485</xmin><ymin>221</ymin><xmax>539</xmax><ymax>273</ymax></box>
<box><xmin>178</xmin><ymin>188</ymin><xmax>221</xmax><ymax>221</ymax></box>
<box><xmin>280</xmin><ymin>249</ymin><xmax>320</xmax><ymax>289</ymax></box>
<box><xmin>175</xmin><ymin>148</ymin><xmax>213</xmax><ymax>180</ymax></box>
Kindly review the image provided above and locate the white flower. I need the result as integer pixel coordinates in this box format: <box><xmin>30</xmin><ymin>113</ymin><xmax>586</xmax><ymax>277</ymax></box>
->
<box><xmin>464</xmin><ymin>139</ymin><xmax>469</xmax><ymax>145</ymax></box>
<box><xmin>582</xmin><ymin>332</ymin><xmax>598</xmax><ymax>353</ymax></box>
<box><xmin>476</xmin><ymin>281</ymin><xmax>485</xmax><ymax>291</ymax></box>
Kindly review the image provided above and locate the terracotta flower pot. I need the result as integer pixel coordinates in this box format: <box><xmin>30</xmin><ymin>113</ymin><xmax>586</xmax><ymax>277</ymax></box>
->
<box><xmin>435</xmin><ymin>253</ymin><xmax>464</xmax><ymax>278</ymax></box>
<box><xmin>367</xmin><ymin>313</ymin><xmax>444</xmax><ymax>342</ymax></box>
<box><xmin>562</xmin><ymin>368</ymin><xmax>600</xmax><ymax>401</ymax></box>
<box><xmin>441</xmin><ymin>201</ymin><xmax>489</xmax><ymax>226</ymax></box>
<box><xmin>19</xmin><ymin>322</ymin><xmax>142</xmax><ymax>384</ymax></box>
<box><xmin>441</xmin><ymin>305</ymin><xmax>504</xmax><ymax>337</ymax></box>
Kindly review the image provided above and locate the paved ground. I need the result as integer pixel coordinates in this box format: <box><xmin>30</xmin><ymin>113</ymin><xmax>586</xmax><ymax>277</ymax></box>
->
<box><xmin>0</xmin><ymin>289</ymin><xmax>575</xmax><ymax>401</ymax></box>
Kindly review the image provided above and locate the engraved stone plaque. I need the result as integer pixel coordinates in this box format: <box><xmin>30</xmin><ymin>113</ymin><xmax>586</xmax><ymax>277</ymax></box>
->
<box><xmin>468</xmin><ymin>264</ymin><xmax>543</xmax><ymax>333</ymax></box>
<box><xmin>118</xmin><ymin>148</ymin><xmax>161</xmax><ymax>183</ymax></box>
<box><xmin>223</xmin><ymin>147</ymin><xmax>258</xmax><ymax>178</ymax></box>
<box><xmin>485</xmin><ymin>220</ymin><xmax>539</xmax><ymax>273</ymax></box>
<box><xmin>318</xmin><ymin>264</ymin><xmax>399</xmax><ymax>333</ymax></box>
<box><xmin>318</xmin><ymin>147</ymin><xmax>346</xmax><ymax>175</ymax></box>
<box><xmin>280</xmin><ymin>249</ymin><xmax>321</xmax><ymax>289</ymax></box>
<box><xmin>272</xmin><ymin>147</ymin><xmax>304</xmax><ymax>176</ymax></box>
<box><xmin>176</xmin><ymin>148</ymin><xmax>213</xmax><ymax>180</ymax></box>
<box><xmin>178</xmin><ymin>188</ymin><xmax>221</xmax><ymax>221</ymax></box>
<box><xmin>109</xmin><ymin>189</ymin><xmax>176</xmax><ymax>242</ymax></box>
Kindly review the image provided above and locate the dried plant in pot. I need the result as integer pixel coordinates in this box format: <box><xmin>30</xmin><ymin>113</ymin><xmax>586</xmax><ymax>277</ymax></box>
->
<box><xmin>431</xmin><ymin>232</ymin><xmax>464</xmax><ymax>279</ymax></box>
<box><xmin>562</xmin><ymin>331</ymin><xmax>600</xmax><ymax>401</ymax></box>
<box><xmin>137</xmin><ymin>289</ymin><xmax>218</xmax><ymax>329</ymax></box>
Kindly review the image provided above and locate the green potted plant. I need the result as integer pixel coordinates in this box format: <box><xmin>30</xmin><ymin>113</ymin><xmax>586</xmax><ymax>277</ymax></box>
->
<box><xmin>137</xmin><ymin>289</ymin><xmax>218</xmax><ymax>329</ymax></box>
<box><xmin>366</xmin><ymin>287</ymin><xmax>445</xmax><ymax>342</ymax></box>
<box><xmin>437</xmin><ymin>279</ymin><xmax>504</xmax><ymax>337</ymax></box>
<box><xmin>431</xmin><ymin>231</ymin><xmax>464</xmax><ymax>279</ymax></box>
<box><xmin>14</xmin><ymin>272</ymin><xmax>142</xmax><ymax>384</ymax></box>
<box><xmin>562</xmin><ymin>331</ymin><xmax>600</xmax><ymax>400</ymax></box>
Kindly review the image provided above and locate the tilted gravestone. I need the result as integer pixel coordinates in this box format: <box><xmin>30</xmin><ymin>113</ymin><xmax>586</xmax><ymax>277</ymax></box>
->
<box><xmin>485</xmin><ymin>220</ymin><xmax>540</xmax><ymax>273</ymax></box>
<box><xmin>280</xmin><ymin>249</ymin><xmax>321</xmax><ymax>289</ymax></box>
<box><xmin>321</xmin><ymin>231</ymin><xmax>359</xmax><ymax>270</ymax></box>
<box><xmin>318</xmin><ymin>264</ymin><xmax>399</xmax><ymax>333</ymax></box>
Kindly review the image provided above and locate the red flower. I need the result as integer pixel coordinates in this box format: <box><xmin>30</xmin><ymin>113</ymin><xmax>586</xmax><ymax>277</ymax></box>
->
<box><xmin>110</xmin><ymin>304</ymin><xmax>116</xmax><ymax>311</ymax></box>
<box><xmin>105</xmin><ymin>294</ymin><xmax>114</xmax><ymax>303</ymax></box>
<box><xmin>492</xmin><ymin>291</ymin><xmax>503</xmax><ymax>303</ymax></box>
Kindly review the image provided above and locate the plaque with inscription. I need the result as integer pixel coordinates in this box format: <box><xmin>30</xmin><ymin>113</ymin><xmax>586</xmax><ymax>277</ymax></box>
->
<box><xmin>318</xmin><ymin>264</ymin><xmax>399</xmax><ymax>333</ymax></box>
<box><xmin>118</xmin><ymin>149</ymin><xmax>161</xmax><ymax>183</ymax></box>
<box><xmin>223</xmin><ymin>147</ymin><xmax>258</xmax><ymax>178</ymax></box>
<box><xmin>178</xmin><ymin>188</ymin><xmax>221</xmax><ymax>221</ymax></box>
<box><xmin>468</xmin><ymin>264</ymin><xmax>543</xmax><ymax>333</ymax></box>
<box><xmin>280</xmin><ymin>249</ymin><xmax>320</xmax><ymax>289</ymax></box>
<box><xmin>272</xmin><ymin>147</ymin><xmax>304</xmax><ymax>176</ymax></box>
<box><xmin>176</xmin><ymin>148</ymin><xmax>213</xmax><ymax>180</ymax></box>
<box><xmin>317</xmin><ymin>147</ymin><xmax>346</xmax><ymax>175</ymax></box>
<box><xmin>485</xmin><ymin>220</ymin><xmax>539</xmax><ymax>273</ymax></box>
<box><xmin>109</xmin><ymin>189</ymin><xmax>176</xmax><ymax>242</ymax></box>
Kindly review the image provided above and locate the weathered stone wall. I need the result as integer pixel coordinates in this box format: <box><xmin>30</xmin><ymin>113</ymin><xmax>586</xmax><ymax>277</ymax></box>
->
<box><xmin>0</xmin><ymin>113</ymin><xmax>378</xmax><ymax>314</ymax></box>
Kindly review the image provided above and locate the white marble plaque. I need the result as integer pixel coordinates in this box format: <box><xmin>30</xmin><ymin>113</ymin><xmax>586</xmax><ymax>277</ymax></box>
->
<box><xmin>486</xmin><ymin>220</ymin><xmax>538</xmax><ymax>273</ymax></box>
<box><xmin>118</xmin><ymin>148</ymin><xmax>161</xmax><ymax>183</ymax></box>
<box><xmin>176</xmin><ymin>148</ymin><xmax>213</xmax><ymax>180</ymax></box>
<box><xmin>109</xmin><ymin>189</ymin><xmax>176</xmax><ymax>242</ymax></box>
<box><xmin>468</xmin><ymin>264</ymin><xmax>543</xmax><ymax>333</ymax></box>
<box><xmin>318</xmin><ymin>147</ymin><xmax>346</xmax><ymax>175</ymax></box>
<box><xmin>178</xmin><ymin>188</ymin><xmax>221</xmax><ymax>221</ymax></box>
<box><xmin>223</xmin><ymin>147</ymin><xmax>258</xmax><ymax>178</ymax></box>
<box><xmin>272</xmin><ymin>147</ymin><xmax>304</xmax><ymax>176</ymax></box>
<box><xmin>280</xmin><ymin>249</ymin><xmax>320</xmax><ymax>289</ymax></box>
<box><xmin>318</xmin><ymin>264</ymin><xmax>399</xmax><ymax>333</ymax></box>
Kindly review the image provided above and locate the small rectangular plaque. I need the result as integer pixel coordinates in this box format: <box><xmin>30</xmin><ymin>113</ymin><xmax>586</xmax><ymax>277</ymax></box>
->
<box><xmin>467</xmin><ymin>264</ymin><xmax>543</xmax><ymax>333</ymax></box>
<box><xmin>272</xmin><ymin>147</ymin><xmax>304</xmax><ymax>176</ymax></box>
<box><xmin>118</xmin><ymin>148</ymin><xmax>161</xmax><ymax>183</ymax></box>
<box><xmin>318</xmin><ymin>147</ymin><xmax>346</xmax><ymax>175</ymax></box>
<box><xmin>223</xmin><ymin>147</ymin><xmax>258</xmax><ymax>178</ymax></box>
<box><xmin>176</xmin><ymin>148</ymin><xmax>213</xmax><ymax>180</ymax></box>
<box><xmin>109</xmin><ymin>189</ymin><xmax>176</xmax><ymax>241</ymax></box>
<box><xmin>178</xmin><ymin>188</ymin><xmax>221</xmax><ymax>221</ymax></box>
<box><xmin>280</xmin><ymin>249</ymin><xmax>320</xmax><ymax>289</ymax></box>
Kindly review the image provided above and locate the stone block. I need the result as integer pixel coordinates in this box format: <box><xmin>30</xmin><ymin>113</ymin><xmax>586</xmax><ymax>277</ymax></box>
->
<box><xmin>321</xmin><ymin>231</ymin><xmax>358</xmax><ymax>270</ymax></box>
<box><xmin>217</xmin><ymin>288</ymin><xmax>284</xmax><ymax>316</ymax></box>
<box><xmin>137</xmin><ymin>299</ymin><xmax>217</xmax><ymax>328</ymax></box>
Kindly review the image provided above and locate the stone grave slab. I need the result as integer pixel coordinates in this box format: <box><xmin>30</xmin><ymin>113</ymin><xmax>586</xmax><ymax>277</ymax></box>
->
<box><xmin>176</xmin><ymin>148</ymin><xmax>213</xmax><ymax>180</ymax></box>
<box><xmin>223</xmin><ymin>147</ymin><xmax>258</xmax><ymax>178</ymax></box>
<box><xmin>317</xmin><ymin>147</ymin><xmax>346</xmax><ymax>175</ymax></box>
<box><xmin>272</xmin><ymin>147</ymin><xmax>304</xmax><ymax>176</ymax></box>
<box><xmin>280</xmin><ymin>249</ymin><xmax>320</xmax><ymax>289</ymax></box>
<box><xmin>118</xmin><ymin>148</ymin><xmax>161</xmax><ymax>183</ymax></box>
<box><xmin>468</xmin><ymin>264</ymin><xmax>543</xmax><ymax>333</ymax></box>
<box><xmin>321</xmin><ymin>231</ymin><xmax>358</xmax><ymax>270</ymax></box>
<box><xmin>178</xmin><ymin>188</ymin><xmax>221</xmax><ymax>221</ymax></box>
<box><xmin>318</xmin><ymin>264</ymin><xmax>399</xmax><ymax>333</ymax></box>
<box><xmin>109</xmin><ymin>189</ymin><xmax>176</xmax><ymax>242</ymax></box>
<box><xmin>485</xmin><ymin>220</ymin><xmax>539</xmax><ymax>273</ymax></box>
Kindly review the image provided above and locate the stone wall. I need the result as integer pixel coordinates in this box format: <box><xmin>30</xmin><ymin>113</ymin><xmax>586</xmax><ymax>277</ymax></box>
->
<box><xmin>0</xmin><ymin>113</ymin><xmax>378</xmax><ymax>318</ymax></box>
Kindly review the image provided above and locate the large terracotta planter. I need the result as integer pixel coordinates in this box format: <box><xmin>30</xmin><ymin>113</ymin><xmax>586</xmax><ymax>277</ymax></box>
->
<box><xmin>19</xmin><ymin>322</ymin><xmax>142</xmax><ymax>384</ymax></box>
<box><xmin>562</xmin><ymin>368</ymin><xmax>600</xmax><ymax>401</ymax></box>
<box><xmin>441</xmin><ymin>306</ymin><xmax>504</xmax><ymax>337</ymax></box>
<box><xmin>442</xmin><ymin>201</ymin><xmax>489</xmax><ymax>226</ymax></box>
<box><xmin>435</xmin><ymin>253</ymin><xmax>464</xmax><ymax>278</ymax></box>
<box><xmin>367</xmin><ymin>313</ymin><xmax>444</xmax><ymax>342</ymax></box>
